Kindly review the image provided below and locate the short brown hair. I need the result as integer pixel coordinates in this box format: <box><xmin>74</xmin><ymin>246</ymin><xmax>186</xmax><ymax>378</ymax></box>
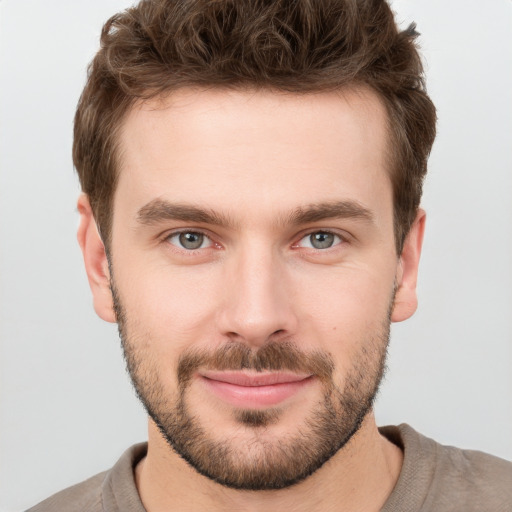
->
<box><xmin>73</xmin><ymin>0</ymin><xmax>436</xmax><ymax>252</ymax></box>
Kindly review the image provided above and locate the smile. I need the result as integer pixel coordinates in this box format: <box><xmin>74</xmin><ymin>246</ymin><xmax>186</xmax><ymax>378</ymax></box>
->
<box><xmin>198</xmin><ymin>371</ymin><xmax>314</xmax><ymax>408</ymax></box>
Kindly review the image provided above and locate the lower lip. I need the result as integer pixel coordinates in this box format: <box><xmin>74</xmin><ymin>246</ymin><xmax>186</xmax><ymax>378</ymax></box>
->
<box><xmin>200</xmin><ymin>376</ymin><xmax>313</xmax><ymax>408</ymax></box>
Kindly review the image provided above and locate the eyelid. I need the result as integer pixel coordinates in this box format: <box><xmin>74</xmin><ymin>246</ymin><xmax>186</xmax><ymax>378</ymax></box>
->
<box><xmin>292</xmin><ymin>229</ymin><xmax>348</xmax><ymax>249</ymax></box>
<box><xmin>163</xmin><ymin>228</ymin><xmax>219</xmax><ymax>251</ymax></box>
<box><xmin>159</xmin><ymin>227</ymin><xmax>350</xmax><ymax>253</ymax></box>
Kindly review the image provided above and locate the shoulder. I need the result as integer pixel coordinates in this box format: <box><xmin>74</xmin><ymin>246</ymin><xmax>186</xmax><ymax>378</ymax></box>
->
<box><xmin>25</xmin><ymin>443</ymin><xmax>147</xmax><ymax>512</ymax></box>
<box><xmin>428</xmin><ymin>437</ymin><xmax>512</xmax><ymax>510</ymax></box>
<box><xmin>380</xmin><ymin>424</ymin><xmax>512</xmax><ymax>512</ymax></box>
<box><xmin>438</xmin><ymin>438</ymin><xmax>512</xmax><ymax>486</ymax></box>
<box><xmin>25</xmin><ymin>471</ymin><xmax>107</xmax><ymax>512</ymax></box>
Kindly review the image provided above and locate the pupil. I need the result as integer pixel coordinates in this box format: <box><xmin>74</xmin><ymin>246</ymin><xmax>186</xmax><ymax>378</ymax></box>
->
<box><xmin>179</xmin><ymin>232</ymin><xmax>203</xmax><ymax>249</ymax></box>
<box><xmin>311</xmin><ymin>232</ymin><xmax>334</xmax><ymax>249</ymax></box>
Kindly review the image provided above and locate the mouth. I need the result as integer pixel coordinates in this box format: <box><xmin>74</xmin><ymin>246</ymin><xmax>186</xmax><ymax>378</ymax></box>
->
<box><xmin>198</xmin><ymin>370</ymin><xmax>314</xmax><ymax>408</ymax></box>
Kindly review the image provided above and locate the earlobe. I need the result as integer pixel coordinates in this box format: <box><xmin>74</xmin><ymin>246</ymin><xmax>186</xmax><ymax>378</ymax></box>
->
<box><xmin>77</xmin><ymin>194</ymin><xmax>116</xmax><ymax>323</ymax></box>
<box><xmin>391</xmin><ymin>209</ymin><xmax>426</xmax><ymax>323</ymax></box>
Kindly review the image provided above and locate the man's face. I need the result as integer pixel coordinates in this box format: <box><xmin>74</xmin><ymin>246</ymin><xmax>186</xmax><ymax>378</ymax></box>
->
<box><xmin>83</xmin><ymin>88</ymin><xmax>421</xmax><ymax>490</ymax></box>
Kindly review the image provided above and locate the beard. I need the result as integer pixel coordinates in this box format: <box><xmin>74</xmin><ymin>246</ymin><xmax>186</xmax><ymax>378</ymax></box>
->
<box><xmin>111</xmin><ymin>278</ymin><xmax>391</xmax><ymax>491</ymax></box>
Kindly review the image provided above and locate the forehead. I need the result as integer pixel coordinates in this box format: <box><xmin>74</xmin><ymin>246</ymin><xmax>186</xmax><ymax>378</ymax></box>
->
<box><xmin>115</xmin><ymin>87</ymin><xmax>392</xmax><ymax>224</ymax></box>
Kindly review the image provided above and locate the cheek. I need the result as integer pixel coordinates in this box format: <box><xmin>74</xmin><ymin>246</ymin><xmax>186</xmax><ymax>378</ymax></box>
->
<box><xmin>292</xmin><ymin>265</ymin><xmax>394</xmax><ymax>369</ymax></box>
<box><xmin>295</xmin><ymin>264</ymin><xmax>394</xmax><ymax>326</ymax></box>
<box><xmin>114</xmin><ymin>259</ymin><xmax>224</xmax><ymax>353</ymax></box>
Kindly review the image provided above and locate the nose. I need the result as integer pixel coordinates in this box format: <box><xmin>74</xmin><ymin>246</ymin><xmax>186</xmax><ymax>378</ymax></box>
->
<box><xmin>217</xmin><ymin>243</ymin><xmax>298</xmax><ymax>347</ymax></box>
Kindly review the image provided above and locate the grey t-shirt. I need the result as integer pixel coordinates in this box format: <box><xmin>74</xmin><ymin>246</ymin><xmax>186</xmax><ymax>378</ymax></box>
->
<box><xmin>27</xmin><ymin>424</ymin><xmax>512</xmax><ymax>511</ymax></box>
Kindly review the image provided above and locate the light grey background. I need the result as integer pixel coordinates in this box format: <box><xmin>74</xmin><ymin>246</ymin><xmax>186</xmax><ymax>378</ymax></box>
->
<box><xmin>1</xmin><ymin>1</ymin><xmax>511</xmax><ymax>510</ymax></box>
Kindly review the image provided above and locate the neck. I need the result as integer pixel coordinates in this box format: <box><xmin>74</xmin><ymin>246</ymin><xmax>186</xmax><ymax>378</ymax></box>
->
<box><xmin>135</xmin><ymin>413</ymin><xmax>403</xmax><ymax>512</ymax></box>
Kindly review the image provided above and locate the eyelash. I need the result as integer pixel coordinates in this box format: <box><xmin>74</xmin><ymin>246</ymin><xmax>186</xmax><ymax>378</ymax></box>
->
<box><xmin>162</xmin><ymin>229</ymin><xmax>347</xmax><ymax>253</ymax></box>
<box><xmin>164</xmin><ymin>230</ymin><xmax>218</xmax><ymax>253</ymax></box>
<box><xmin>292</xmin><ymin>230</ymin><xmax>345</xmax><ymax>250</ymax></box>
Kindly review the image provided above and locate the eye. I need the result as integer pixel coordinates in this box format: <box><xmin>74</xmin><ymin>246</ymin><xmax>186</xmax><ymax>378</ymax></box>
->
<box><xmin>167</xmin><ymin>231</ymin><xmax>212</xmax><ymax>250</ymax></box>
<box><xmin>297</xmin><ymin>231</ymin><xmax>342</xmax><ymax>250</ymax></box>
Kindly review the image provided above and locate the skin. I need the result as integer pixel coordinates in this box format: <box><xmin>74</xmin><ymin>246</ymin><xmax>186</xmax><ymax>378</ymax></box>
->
<box><xmin>78</xmin><ymin>87</ymin><xmax>425</xmax><ymax>512</ymax></box>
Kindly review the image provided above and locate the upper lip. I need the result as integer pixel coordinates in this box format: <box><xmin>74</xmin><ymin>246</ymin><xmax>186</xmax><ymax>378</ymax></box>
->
<box><xmin>199</xmin><ymin>371</ymin><xmax>313</xmax><ymax>387</ymax></box>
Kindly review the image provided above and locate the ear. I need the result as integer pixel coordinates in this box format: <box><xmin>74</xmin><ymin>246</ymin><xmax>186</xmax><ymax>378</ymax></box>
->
<box><xmin>77</xmin><ymin>194</ymin><xmax>116</xmax><ymax>323</ymax></box>
<box><xmin>391</xmin><ymin>209</ymin><xmax>426</xmax><ymax>323</ymax></box>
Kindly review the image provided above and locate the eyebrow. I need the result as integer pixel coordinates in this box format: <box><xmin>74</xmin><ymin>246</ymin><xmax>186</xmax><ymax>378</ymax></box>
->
<box><xmin>287</xmin><ymin>200</ymin><xmax>374</xmax><ymax>225</ymax></box>
<box><xmin>137</xmin><ymin>199</ymin><xmax>236</xmax><ymax>228</ymax></box>
<box><xmin>136</xmin><ymin>198</ymin><xmax>374</xmax><ymax>228</ymax></box>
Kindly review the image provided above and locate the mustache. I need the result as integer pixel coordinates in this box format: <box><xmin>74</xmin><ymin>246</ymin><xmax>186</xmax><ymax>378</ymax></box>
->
<box><xmin>177</xmin><ymin>341</ymin><xmax>334</xmax><ymax>386</ymax></box>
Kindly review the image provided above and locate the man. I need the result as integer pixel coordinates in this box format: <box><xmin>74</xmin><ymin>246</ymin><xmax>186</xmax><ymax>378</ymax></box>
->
<box><xmin>28</xmin><ymin>0</ymin><xmax>512</xmax><ymax>511</ymax></box>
